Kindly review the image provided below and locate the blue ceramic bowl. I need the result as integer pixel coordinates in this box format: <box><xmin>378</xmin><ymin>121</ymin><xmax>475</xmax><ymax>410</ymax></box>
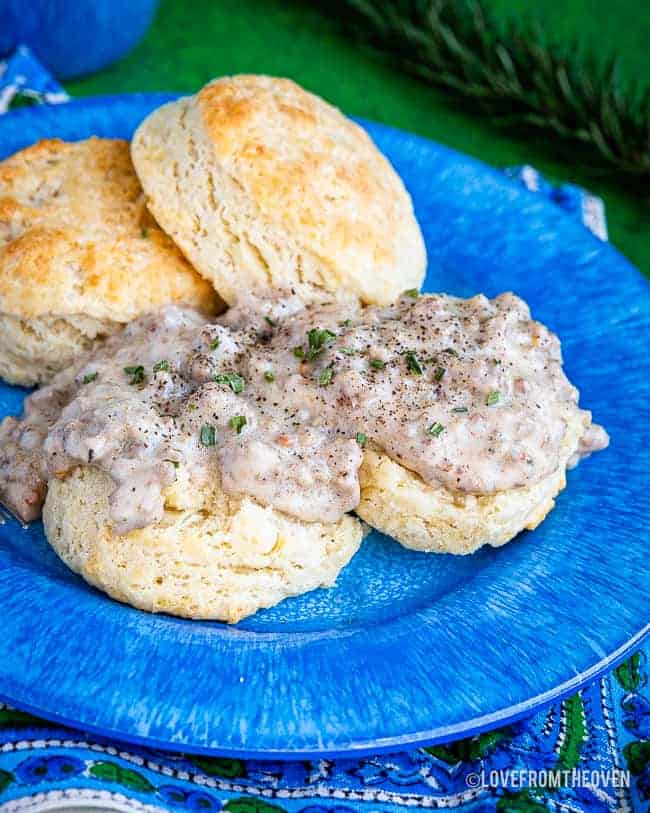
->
<box><xmin>0</xmin><ymin>0</ymin><xmax>159</xmax><ymax>79</ymax></box>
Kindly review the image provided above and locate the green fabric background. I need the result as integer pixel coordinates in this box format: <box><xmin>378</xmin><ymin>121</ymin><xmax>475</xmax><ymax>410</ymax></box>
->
<box><xmin>67</xmin><ymin>0</ymin><xmax>649</xmax><ymax>275</ymax></box>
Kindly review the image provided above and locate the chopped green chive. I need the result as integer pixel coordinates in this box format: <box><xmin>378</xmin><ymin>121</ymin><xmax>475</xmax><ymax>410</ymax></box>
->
<box><xmin>404</xmin><ymin>288</ymin><xmax>420</xmax><ymax>299</ymax></box>
<box><xmin>307</xmin><ymin>328</ymin><xmax>336</xmax><ymax>360</ymax></box>
<box><xmin>164</xmin><ymin>459</ymin><xmax>180</xmax><ymax>469</ymax></box>
<box><xmin>188</xmin><ymin>403</ymin><xmax>197</xmax><ymax>411</ymax></box>
<box><xmin>339</xmin><ymin>318</ymin><xmax>352</xmax><ymax>328</ymax></box>
<box><xmin>341</xmin><ymin>346</ymin><xmax>356</xmax><ymax>356</ymax></box>
<box><xmin>200</xmin><ymin>424</ymin><xmax>216</xmax><ymax>446</ymax></box>
<box><xmin>229</xmin><ymin>415</ymin><xmax>247</xmax><ymax>434</ymax></box>
<box><xmin>434</xmin><ymin>366</ymin><xmax>446</xmax><ymax>381</ymax></box>
<box><xmin>319</xmin><ymin>365</ymin><xmax>334</xmax><ymax>386</ymax></box>
<box><xmin>153</xmin><ymin>359</ymin><xmax>170</xmax><ymax>373</ymax></box>
<box><xmin>264</xmin><ymin>316</ymin><xmax>277</xmax><ymax>327</ymax></box>
<box><xmin>427</xmin><ymin>421</ymin><xmax>445</xmax><ymax>437</ymax></box>
<box><xmin>124</xmin><ymin>365</ymin><xmax>145</xmax><ymax>385</ymax></box>
<box><xmin>452</xmin><ymin>406</ymin><xmax>468</xmax><ymax>413</ymax></box>
<box><xmin>264</xmin><ymin>370</ymin><xmax>275</xmax><ymax>382</ymax></box>
<box><xmin>370</xmin><ymin>358</ymin><xmax>386</xmax><ymax>370</ymax></box>
<box><xmin>486</xmin><ymin>391</ymin><xmax>501</xmax><ymax>406</ymax></box>
<box><xmin>309</xmin><ymin>328</ymin><xmax>335</xmax><ymax>349</ymax></box>
<box><xmin>209</xmin><ymin>337</ymin><xmax>220</xmax><ymax>351</ymax></box>
<box><xmin>444</xmin><ymin>347</ymin><xmax>459</xmax><ymax>357</ymax></box>
<box><xmin>140</xmin><ymin>226</ymin><xmax>149</xmax><ymax>238</ymax></box>
<box><xmin>82</xmin><ymin>371</ymin><xmax>98</xmax><ymax>385</ymax></box>
<box><xmin>294</xmin><ymin>329</ymin><xmax>337</xmax><ymax>362</ymax></box>
<box><xmin>405</xmin><ymin>351</ymin><xmax>423</xmax><ymax>375</ymax></box>
<box><xmin>214</xmin><ymin>372</ymin><xmax>245</xmax><ymax>394</ymax></box>
<box><xmin>356</xmin><ymin>431</ymin><xmax>367</xmax><ymax>447</ymax></box>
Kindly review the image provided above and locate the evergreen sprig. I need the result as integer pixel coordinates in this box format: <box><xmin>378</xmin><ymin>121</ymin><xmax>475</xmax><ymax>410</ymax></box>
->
<box><xmin>327</xmin><ymin>0</ymin><xmax>650</xmax><ymax>180</ymax></box>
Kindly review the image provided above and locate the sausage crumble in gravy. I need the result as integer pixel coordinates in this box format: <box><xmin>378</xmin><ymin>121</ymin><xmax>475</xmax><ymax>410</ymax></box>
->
<box><xmin>0</xmin><ymin>291</ymin><xmax>608</xmax><ymax>533</ymax></box>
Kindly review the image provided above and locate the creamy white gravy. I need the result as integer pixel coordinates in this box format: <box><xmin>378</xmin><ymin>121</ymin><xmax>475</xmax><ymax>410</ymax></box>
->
<box><xmin>0</xmin><ymin>291</ymin><xmax>608</xmax><ymax>532</ymax></box>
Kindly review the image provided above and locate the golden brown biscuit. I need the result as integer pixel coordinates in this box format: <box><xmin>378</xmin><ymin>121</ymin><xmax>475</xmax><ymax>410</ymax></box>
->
<box><xmin>0</xmin><ymin>137</ymin><xmax>222</xmax><ymax>386</ymax></box>
<box><xmin>43</xmin><ymin>465</ymin><xmax>362</xmax><ymax>623</ymax></box>
<box><xmin>356</xmin><ymin>415</ymin><xmax>585</xmax><ymax>555</ymax></box>
<box><xmin>131</xmin><ymin>75</ymin><xmax>426</xmax><ymax>306</ymax></box>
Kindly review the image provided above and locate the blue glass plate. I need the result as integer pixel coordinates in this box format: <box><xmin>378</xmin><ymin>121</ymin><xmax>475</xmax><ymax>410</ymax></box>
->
<box><xmin>0</xmin><ymin>95</ymin><xmax>648</xmax><ymax>759</ymax></box>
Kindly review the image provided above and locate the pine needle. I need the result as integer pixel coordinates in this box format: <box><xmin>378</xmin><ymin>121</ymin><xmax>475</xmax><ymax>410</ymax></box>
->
<box><xmin>324</xmin><ymin>0</ymin><xmax>650</xmax><ymax>181</ymax></box>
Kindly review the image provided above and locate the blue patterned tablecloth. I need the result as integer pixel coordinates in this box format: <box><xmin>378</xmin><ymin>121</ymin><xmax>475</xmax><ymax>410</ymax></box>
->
<box><xmin>0</xmin><ymin>50</ymin><xmax>648</xmax><ymax>813</ymax></box>
<box><xmin>0</xmin><ymin>647</ymin><xmax>647</xmax><ymax>812</ymax></box>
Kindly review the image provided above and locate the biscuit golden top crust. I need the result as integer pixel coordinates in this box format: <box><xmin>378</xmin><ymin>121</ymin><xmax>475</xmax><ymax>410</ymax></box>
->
<box><xmin>0</xmin><ymin>137</ymin><xmax>220</xmax><ymax>320</ymax></box>
<box><xmin>131</xmin><ymin>75</ymin><xmax>426</xmax><ymax>305</ymax></box>
<box><xmin>196</xmin><ymin>77</ymin><xmax>401</xmax><ymax>234</ymax></box>
<box><xmin>197</xmin><ymin>75</ymin><xmax>424</xmax><ymax>299</ymax></box>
